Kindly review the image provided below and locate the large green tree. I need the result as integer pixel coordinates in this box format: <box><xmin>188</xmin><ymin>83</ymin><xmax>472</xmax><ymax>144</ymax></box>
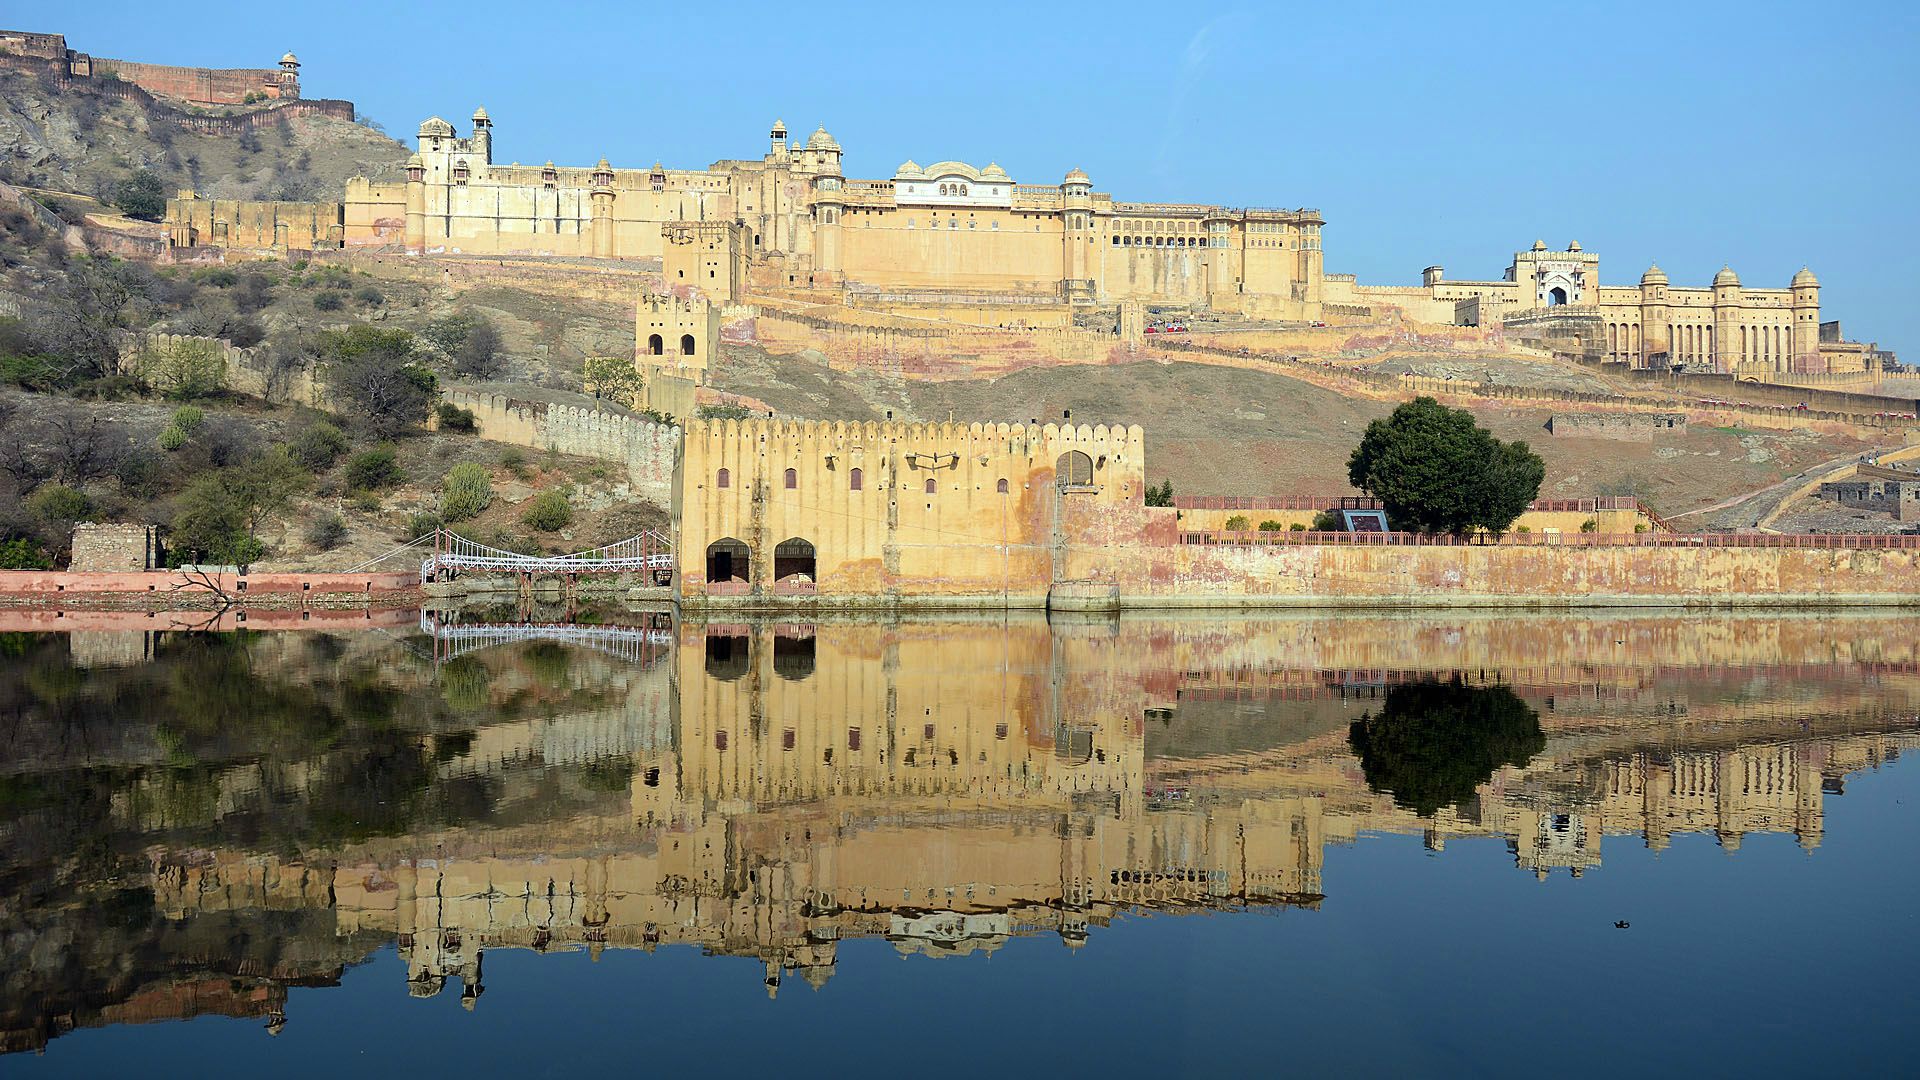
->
<box><xmin>1347</xmin><ymin>677</ymin><xmax>1546</xmax><ymax>817</ymax></box>
<box><xmin>321</xmin><ymin>325</ymin><xmax>435</xmax><ymax>438</ymax></box>
<box><xmin>1346</xmin><ymin>397</ymin><xmax>1545</xmax><ymax>536</ymax></box>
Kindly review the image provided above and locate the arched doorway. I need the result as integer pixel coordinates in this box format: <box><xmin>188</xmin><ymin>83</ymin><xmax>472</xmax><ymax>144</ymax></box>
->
<box><xmin>1056</xmin><ymin>450</ymin><xmax>1094</xmax><ymax>488</ymax></box>
<box><xmin>773</xmin><ymin>630</ymin><xmax>816</xmax><ymax>680</ymax></box>
<box><xmin>680</xmin><ymin>334</ymin><xmax>696</xmax><ymax>356</ymax></box>
<box><xmin>706</xmin><ymin>537</ymin><xmax>750</xmax><ymax>584</ymax></box>
<box><xmin>647</xmin><ymin>334</ymin><xmax>664</xmax><ymax>356</ymax></box>
<box><xmin>774</xmin><ymin>537</ymin><xmax>816</xmax><ymax>582</ymax></box>
<box><xmin>1547</xmin><ymin>286</ymin><xmax>1568</xmax><ymax>306</ymax></box>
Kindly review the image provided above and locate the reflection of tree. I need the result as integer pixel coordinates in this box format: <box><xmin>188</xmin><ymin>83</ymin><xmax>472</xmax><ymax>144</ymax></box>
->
<box><xmin>1348</xmin><ymin>677</ymin><xmax>1545</xmax><ymax>817</ymax></box>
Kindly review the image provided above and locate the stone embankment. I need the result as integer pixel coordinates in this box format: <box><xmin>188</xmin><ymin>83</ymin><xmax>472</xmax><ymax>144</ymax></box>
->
<box><xmin>0</xmin><ymin>571</ymin><xmax>421</xmax><ymax>610</ymax></box>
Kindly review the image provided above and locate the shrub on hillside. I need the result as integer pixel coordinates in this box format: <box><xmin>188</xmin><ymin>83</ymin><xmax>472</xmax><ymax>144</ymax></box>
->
<box><xmin>288</xmin><ymin>422</ymin><xmax>348</xmax><ymax>470</ymax></box>
<box><xmin>138</xmin><ymin>338</ymin><xmax>226</xmax><ymax>400</ymax></box>
<box><xmin>0</xmin><ymin>537</ymin><xmax>52</xmax><ymax>570</ymax></box>
<box><xmin>27</xmin><ymin>484</ymin><xmax>93</xmax><ymax>526</ymax></box>
<box><xmin>520</xmin><ymin>488</ymin><xmax>573</xmax><ymax>532</ymax></box>
<box><xmin>1258</xmin><ymin>519</ymin><xmax>1284</xmax><ymax>532</ymax></box>
<box><xmin>435</xmin><ymin>403</ymin><xmax>477</xmax><ymax>433</ymax></box>
<box><xmin>439</xmin><ymin>463</ymin><xmax>492</xmax><ymax>522</ymax></box>
<box><xmin>305</xmin><ymin>512</ymin><xmax>348</xmax><ymax>552</ymax></box>
<box><xmin>1224</xmin><ymin>514</ymin><xmax>1249</xmax><ymax>531</ymax></box>
<box><xmin>344</xmin><ymin>447</ymin><xmax>401</xmax><ymax>491</ymax></box>
<box><xmin>401</xmin><ymin>511</ymin><xmax>443</xmax><ymax>542</ymax></box>
<box><xmin>313</xmin><ymin>291</ymin><xmax>345</xmax><ymax>312</ymax></box>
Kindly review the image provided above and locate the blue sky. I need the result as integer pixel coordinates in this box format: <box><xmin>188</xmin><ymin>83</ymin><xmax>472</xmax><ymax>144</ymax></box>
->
<box><xmin>48</xmin><ymin>1</ymin><xmax>1920</xmax><ymax>353</ymax></box>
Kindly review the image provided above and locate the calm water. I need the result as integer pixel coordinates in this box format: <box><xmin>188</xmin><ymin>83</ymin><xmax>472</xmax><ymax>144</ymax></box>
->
<box><xmin>2</xmin><ymin>609</ymin><xmax>1917</xmax><ymax>1076</ymax></box>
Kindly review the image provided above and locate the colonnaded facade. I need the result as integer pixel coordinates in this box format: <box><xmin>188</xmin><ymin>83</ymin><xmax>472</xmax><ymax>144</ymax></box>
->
<box><xmin>1328</xmin><ymin>240</ymin><xmax>1884</xmax><ymax>374</ymax></box>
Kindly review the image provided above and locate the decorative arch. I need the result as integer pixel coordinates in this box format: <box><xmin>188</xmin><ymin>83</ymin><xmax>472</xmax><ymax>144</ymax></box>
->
<box><xmin>706</xmin><ymin>537</ymin><xmax>750</xmax><ymax>584</ymax></box>
<box><xmin>716</xmin><ymin>467</ymin><xmax>730</xmax><ymax>489</ymax></box>
<box><xmin>924</xmin><ymin>477</ymin><xmax>937</xmax><ymax>494</ymax></box>
<box><xmin>774</xmin><ymin>537</ymin><xmax>816</xmax><ymax>582</ymax></box>
<box><xmin>850</xmin><ymin>467</ymin><xmax>863</xmax><ymax>491</ymax></box>
<box><xmin>647</xmin><ymin>334</ymin><xmax>664</xmax><ymax>355</ymax></box>
<box><xmin>681</xmin><ymin>333</ymin><xmax>697</xmax><ymax>355</ymax></box>
<box><xmin>783</xmin><ymin>467</ymin><xmax>797</xmax><ymax>490</ymax></box>
<box><xmin>1056</xmin><ymin>450</ymin><xmax>1094</xmax><ymax>488</ymax></box>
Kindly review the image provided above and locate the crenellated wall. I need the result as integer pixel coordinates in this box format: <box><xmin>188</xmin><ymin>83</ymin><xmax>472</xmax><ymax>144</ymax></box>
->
<box><xmin>677</xmin><ymin>418</ymin><xmax>1145</xmax><ymax>605</ymax></box>
<box><xmin>442</xmin><ymin>390</ymin><xmax>679</xmax><ymax>504</ymax></box>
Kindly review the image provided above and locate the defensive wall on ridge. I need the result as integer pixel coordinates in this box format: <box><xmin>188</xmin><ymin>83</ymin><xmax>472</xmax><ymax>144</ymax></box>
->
<box><xmin>442</xmin><ymin>389</ymin><xmax>679</xmax><ymax>504</ymax></box>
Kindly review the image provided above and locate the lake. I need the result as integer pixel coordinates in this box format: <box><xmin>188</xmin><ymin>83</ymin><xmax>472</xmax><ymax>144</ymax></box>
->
<box><xmin>2</xmin><ymin>609</ymin><xmax>1917</xmax><ymax>1076</ymax></box>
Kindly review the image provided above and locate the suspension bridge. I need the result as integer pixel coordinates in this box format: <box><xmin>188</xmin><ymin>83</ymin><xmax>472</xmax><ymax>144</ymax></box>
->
<box><xmin>418</xmin><ymin>528</ymin><xmax>673</xmax><ymax>586</ymax></box>
<box><xmin>420</xmin><ymin>611</ymin><xmax>676</xmax><ymax>665</ymax></box>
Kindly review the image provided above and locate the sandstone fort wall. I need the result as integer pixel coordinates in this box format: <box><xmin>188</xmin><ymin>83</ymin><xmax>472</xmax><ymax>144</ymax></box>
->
<box><xmin>443</xmin><ymin>389</ymin><xmax>679</xmax><ymax>504</ymax></box>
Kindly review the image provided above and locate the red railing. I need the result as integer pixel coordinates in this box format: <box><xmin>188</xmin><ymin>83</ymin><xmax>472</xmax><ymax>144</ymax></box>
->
<box><xmin>1179</xmin><ymin>530</ymin><xmax>1920</xmax><ymax>549</ymax></box>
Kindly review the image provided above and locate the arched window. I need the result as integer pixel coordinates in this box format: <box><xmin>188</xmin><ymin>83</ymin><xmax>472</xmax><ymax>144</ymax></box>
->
<box><xmin>716</xmin><ymin>468</ymin><xmax>730</xmax><ymax>489</ymax></box>
<box><xmin>681</xmin><ymin>334</ymin><xmax>697</xmax><ymax>355</ymax></box>
<box><xmin>850</xmin><ymin>467</ymin><xmax>863</xmax><ymax>491</ymax></box>
<box><xmin>783</xmin><ymin>467</ymin><xmax>797</xmax><ymax>489</ymax></box>
<box><xmin>648</xmin><ymin>333</ymin><xmax>664</xmax><ymax>355</ymax></box>
<box><xmin>1056</xmin><ymin>450</ymin><xmax>1094</xmax><ymax>488</ymax></box>
<box><xmin>774</xmin><ymin>537</ymin><xmax>816</xmax><ymax>582</ymax></box>
<box><xmin>706</xmin><ymin>537</ymin><xmax>750</xmax><ymax>584</ymax></box>
<box><xmin>924</xmin><ymin>477</ymin><xmax>937</xmax><ymax>494</ymax></box>
<box><xmin>996</xmin><ymin>478</ymin><xmax>1009</xmax><ymax>494</ymax></box>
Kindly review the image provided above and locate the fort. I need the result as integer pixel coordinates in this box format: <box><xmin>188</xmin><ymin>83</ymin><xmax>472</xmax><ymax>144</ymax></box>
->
<box><xmin>0</xmin><ymin>29</ymin><xmax>300</xmax><ymax>105</ymax></box>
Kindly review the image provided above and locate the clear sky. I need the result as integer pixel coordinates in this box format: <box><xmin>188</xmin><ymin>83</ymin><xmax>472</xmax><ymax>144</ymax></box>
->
<box><xmin>47</xmin><ymin>1</ymin><xmax>1920</xmax><ymax>354</ymax></box>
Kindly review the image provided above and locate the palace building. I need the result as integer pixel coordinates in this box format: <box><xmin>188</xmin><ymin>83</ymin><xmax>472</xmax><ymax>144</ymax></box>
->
<box><xmin>177</xmin><ymin>111</ymin><xmax>1329</xmax><ymax>318</ymax></box>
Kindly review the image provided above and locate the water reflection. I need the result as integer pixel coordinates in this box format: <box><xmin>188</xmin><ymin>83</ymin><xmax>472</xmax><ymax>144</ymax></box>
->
<box><xmin>1</xmin><ymin>611</ymin><xmax>1917</xmax><ymax>1055</ymax></box>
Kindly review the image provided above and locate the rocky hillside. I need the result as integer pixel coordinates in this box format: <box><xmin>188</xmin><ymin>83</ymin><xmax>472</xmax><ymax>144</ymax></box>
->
<box><xmin>0</xmin><ymin>65</ymin><xmax>408</xmax><ymax>202</ymax></box>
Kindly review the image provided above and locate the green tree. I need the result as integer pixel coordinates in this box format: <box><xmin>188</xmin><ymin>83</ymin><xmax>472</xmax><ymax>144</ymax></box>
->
<box><xmin>1347</xmin><ymin>677</ymin><xmax>1546</xmax><ymax>818</ymax></box>
<box><xmin>583</xmin><ymin>355</ymin><xmax>647</xmax><ymax>409</ymax></box>
<box><xmin>168</xmin><ymin>450</ymin><xmax>309</xmax><ymax>567</ymax></box>
<box><xmin>1346</xmin><ymin>397</ymin><xmax>1545</xmax><ymax>536</ymax></box>
<box><xmin>1144</xmin><ymin>479</ymin><xmax>1175</xmax><ymax>507</ymax></box>
<box><xmin>1224</xmin><ymin>514</ymin><xmax>1249</xmax><ymax>531</ymax></box>
<box><xmin>439</xmin><ymin>462</ymin><xmax>493</xmax><ymax>522</ymax></box>
<box><xmin>138</xmin><ymin>338</ymin><xmax>227</xmax><ymax>399</ymax></box>
<box><xmin>114</xmin><ymin>169</ymin><xmax>167</xmax><ymax>221</ymax></box>
<box><xmin>321</xmin><ymin>326</ymin><xmax>434</xmax><ymax>438</ymax></box>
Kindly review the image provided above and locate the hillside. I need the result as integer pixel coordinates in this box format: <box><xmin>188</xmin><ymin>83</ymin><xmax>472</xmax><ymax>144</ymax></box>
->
<box><xmin>0</xmin><ymin>64</ymin><xmax>408</xmax><ymax>202</ymax></box>
<box><xmin>708</xmin><ymin>347</ymin><xmax>1881</xmax><ymax>516</ymax></box>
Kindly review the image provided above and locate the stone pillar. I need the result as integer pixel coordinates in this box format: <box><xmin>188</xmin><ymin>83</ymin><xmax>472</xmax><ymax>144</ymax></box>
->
<box><xmin>1790</xmin><ymin>268</ymin><xmax>1820</xmax><ymax>372</ymax></box>
<box><xmin>1712</xmin><ymin>268</ymin><xmax>1743</xmax><ymax>373</ymax></box>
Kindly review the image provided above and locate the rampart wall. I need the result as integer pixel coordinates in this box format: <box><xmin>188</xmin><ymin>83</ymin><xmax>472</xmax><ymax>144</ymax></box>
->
<box><xmin>443</xmin><ymin>389</ymin><xmax>679</xmax><ymax>504</ymax></box>
<box><xmin>1059</xmin><ymin>502</ymin><xmax>1920</xmax><ymax>608</ymax></box>
<box><xmin>0</xmin><ymin>53</ymin><xmax>352</xmax><ymax>133</ymax></box>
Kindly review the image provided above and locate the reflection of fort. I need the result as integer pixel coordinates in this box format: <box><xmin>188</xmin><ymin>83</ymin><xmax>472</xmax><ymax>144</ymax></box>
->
<box><xmin>5</xmin><ymin>613</ymin><xmax>1919</xmax><ymax>1049</ymax></box>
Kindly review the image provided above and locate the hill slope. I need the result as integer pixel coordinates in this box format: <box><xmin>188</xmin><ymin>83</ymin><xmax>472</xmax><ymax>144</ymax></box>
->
<box><xmin>0</xmin><ymin>65</ymin><xmax>408</xmax><ymax>202</ymax></box>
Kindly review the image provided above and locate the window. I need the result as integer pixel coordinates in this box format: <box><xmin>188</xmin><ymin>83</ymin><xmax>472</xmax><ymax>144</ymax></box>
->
<box><xmin>1056</xmin><ymin>450</ymin><xmax>1094</xmax><ymax>488</ymax></box>
<box><xmin>784</xmin><ymin>468</ymin><xmax>797</xmax><ymax>489</ymax></box>
<box><xmin>848</xmin><ymin>726</ymin><xmax>861</xmax><ymax>751</ymax></box>
<box><xmin>681</xmin><ymin>333</ymin><xmax>696</xmax><ymax>355</ymax></box>
<box><xmin>925</xmin><ymin>477</ymin><xmax>937</xmax><ymax>494</ymax></box>
<box><xmin>716</xmin><ymin>730</ymin><xmax>729</xmax><ymax>750</ymax></box>
<box><xmin>996</xmin><ymin>478</ymin><xmax>1009</xmax><ymax>493</ymax></box>
<box><xmin>648</xmin><ymin>334</ymin><xmax>664</xmax><ymax>355</ymax></box>
<box><xmin>850</xmin><ymin>467</ymin><xmax>863</xmax><ymax>490</ymax></box>
<box><xmin>716</xmin><ymin>468</ymin><xmax>730</xmax><ymax>489</ymax></box>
